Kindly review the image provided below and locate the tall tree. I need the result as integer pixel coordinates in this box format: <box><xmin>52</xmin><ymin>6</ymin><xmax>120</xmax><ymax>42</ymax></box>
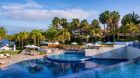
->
<box><xmin>99</xmin><ymin>11</ymin><xmax>120</xmax><ymax>42</ymax></box>
<box><xmin>121</xmin><ymin>12</ymin><xmax>140</xmax><ymax>25</ymax></box>
<box><xmin>18</xmin><ymin>32</ymin><xmax>29</xmax><ymax>49</ymax></box>
<box><xmin>70</xmin><ymin>18</ymin><xmax>81</xmax><ymax>42</ymax></box>
<box><xmin>0</xmin><ymin>27</ymin><xmax>7</xmax><ymax>41</ymax></box>
<box><xmin>91</xmin><ymin>19</ymin><xmax>101</xmax><ymax>29</ymax></box>
<box><xmin>80</xmin><ymin>19</ymin><xmax>90</xmax><ymax>42</ymax></box>
<box><xmin>120</xmin><ymin>12</ymin><xmax>140</xmax><ymax>39</ymax></box>
<box><xmin>30</xmin><ymin>29</ymin><xmax>44</xmax><ymax>46</ymax></box>
<box><xmin>110</xmin><ymin>11</ymin><xmax>120</xmax><ymax>41</ymax></box>
<box><xmin>60</xmin><ymin>18</ymin><xmax>69</xmax><ymax>29</ymax></box>
<box><xmin>52</xmin><ymin>17</ymin><xmax>61</xmax><ymax>29</ymax></box>
<box><xmin>45</xmin><ymin>28</ymin><xmax>58</xmax><ymax>42</ymax></box>
<box><xmin>57</xmin><ymin>29</ymin><xmax>71</xmax><ymax>43</ymax></box>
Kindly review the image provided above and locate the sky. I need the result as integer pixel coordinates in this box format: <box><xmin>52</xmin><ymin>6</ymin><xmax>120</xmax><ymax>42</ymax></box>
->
<box><xmin>0</xmin><ymin>0</ymin><xmax>140</xmax><ymax>34</ymax></box>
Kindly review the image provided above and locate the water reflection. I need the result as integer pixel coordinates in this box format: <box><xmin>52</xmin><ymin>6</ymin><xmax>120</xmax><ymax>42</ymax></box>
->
<box><xmin>12</xmin><ymin>58</ymin><xmax>86</xmax><ymax>77</ymax></box>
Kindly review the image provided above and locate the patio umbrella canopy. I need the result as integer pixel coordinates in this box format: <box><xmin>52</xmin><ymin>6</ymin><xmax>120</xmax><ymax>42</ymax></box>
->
<box><xmin>94</xmin><ymin>43</ymin><xmax>101</xmax><ymax>46</ymax></box>
<box><xmin>53</xmin><ymin>42</ymin><xmax>59</xmax><ymax>44</ymax></box>
<box><xmin>86</xmin><ymin>43</ymin><xmax>94</xmax><ymax>46</ymax></box>
<box><xmin>71</xmin><ymin>42</ymin><xmax>78</xmax><ymax>45</ymax></box>
<box><xmin>105</xmin><ymin>41</ymin><xmax>114</xmax><ymax>44</ymax></box>
<box><xmin>25</xmin><ymin>45</ymin><xmax>38</xmax><ymax>49</ymax></box>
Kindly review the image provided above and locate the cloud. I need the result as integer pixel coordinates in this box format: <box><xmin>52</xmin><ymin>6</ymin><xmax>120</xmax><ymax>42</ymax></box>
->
<box><xmin>0</xmin><ymin>0</ymin><xmax>98</xmax><ymax>21</ymax></box>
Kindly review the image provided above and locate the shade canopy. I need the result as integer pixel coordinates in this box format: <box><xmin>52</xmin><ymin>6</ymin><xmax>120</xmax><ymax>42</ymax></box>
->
<box><xmin>71</xmin><ymin>42</ymin><xmax>78</xmax><ymax>45</ymax></box>
<box><xmin>94</xmin><ymin>43</ymin><xmax>102</xmax><ymax>46</ymax></box>
<box><xmin>25</xmin><ymin>45</ymin><xmax>38</xmax><ymax>49</ymax></box>
<box><xmin>0</xmin><ymin>46</ymin><xmax>11</xmax><ymax>50</ymax></box>
<box><xmin>86</xmin><ymin>43</ymin><xmax>93</xmax><ymax>46</ymax></box>
<box><xmin>105</xmin><ymin>42</ymin><xmax>114</xmax><ymax>44</ymax></box>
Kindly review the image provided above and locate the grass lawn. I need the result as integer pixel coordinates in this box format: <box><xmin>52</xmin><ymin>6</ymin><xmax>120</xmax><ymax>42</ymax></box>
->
<box><xmin>0</xmin><ymin>50</ymin><xmax>21</xmax><ymax>55</ymax></box>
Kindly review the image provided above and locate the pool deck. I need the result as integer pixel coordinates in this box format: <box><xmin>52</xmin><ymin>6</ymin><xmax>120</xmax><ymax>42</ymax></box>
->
<box><xmin>0</xmin><ymin>50</ymin><xmax>65</xmax><ymax>69</ymax></box>
<box><xmin>0</xmin><ymin>55</ymin><xmax>44</xmax><ymax>68</ymax></box>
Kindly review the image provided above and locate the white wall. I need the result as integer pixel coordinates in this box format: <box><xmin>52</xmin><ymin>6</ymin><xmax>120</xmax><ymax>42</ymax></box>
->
<box><xmin>126</xmin><ymin>46</ymin><xmax>140</xmax><ymax>60</ymax></box>
<box><xmin>85</xmin><ymin>44</ymin><xmax>140</xmax><ymax>60</ymax></box>
<box><xmin>85</xmin><ymin>45</ymin><xmax>127</xmax><ymax>59</ymax></box>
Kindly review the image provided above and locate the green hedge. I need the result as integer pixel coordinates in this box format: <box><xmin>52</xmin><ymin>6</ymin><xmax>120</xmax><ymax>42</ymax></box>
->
<box><xmin>0</xmin><ymin>50</ymin><xmax>21</xmax><ymax>55</ymax></box>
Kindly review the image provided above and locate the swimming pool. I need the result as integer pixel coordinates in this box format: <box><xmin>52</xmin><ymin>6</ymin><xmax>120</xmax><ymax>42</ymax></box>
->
<box><xmin>0</xmin><ymin>57</ymin><xmax>125</xmax><ymax>78</ymax></box>
<box><xmin>97</xmin><ymin>60</ymin><xmax>140</xmax><ymax>78</ymax></box>
<box><xmin>47</xmin><ymin>52</ymin><xmax>91</xmax><ymax>62</ymax></box>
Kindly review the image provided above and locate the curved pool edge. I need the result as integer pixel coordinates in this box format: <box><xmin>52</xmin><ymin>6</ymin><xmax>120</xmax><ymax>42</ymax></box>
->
<box><xmin>0</xmin><ymin>56</ymin><xmax>44</xmax><ymax>70</ymax></box>
<box><xmin>58</xmin><ymin>59</ymin><xmax>134</xmax><ymax>78</ymax></box>
<box><xmin>46</xmin><ymin>56</ymin><xmax>92</xmax><ymax>63</ymax></box>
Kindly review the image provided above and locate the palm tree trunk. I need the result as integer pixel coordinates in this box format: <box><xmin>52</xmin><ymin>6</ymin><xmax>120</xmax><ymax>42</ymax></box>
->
<box><xmin>38</xmin><ymin>39</ymin><xmax>39</xmax><ymax>46</ymax></box>
<box><xmin>92</xmin><ymin>36</ymin><xmax>93</xmax><ymax>43</ymax></box>
<box><xmin>34</xmin><ymin>39</ymin><xmax>36</xmax><ymax>45</ymax></box>
<box><xmin>104</xmin><ymin>24</ymin><xmax>106</xmax><ymax>33</ymax></box>
<box><xmin>22</xmin><ymin>39</ymin><xmax>23</xmax><ymax>50</ymax></box>
<box><xmin>19</xmin><ymin>40</ymin><xmax>20</xmax><ymax>50</ymax></box>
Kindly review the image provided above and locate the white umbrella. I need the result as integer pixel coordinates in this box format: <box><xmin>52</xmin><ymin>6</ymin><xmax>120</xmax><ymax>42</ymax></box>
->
<box><xmin>96</xmin><ymin>41</ymin><xmax>103</xmax><ymax>44</ymax></box>
<box><xmin>48</xmin><ymin>42</ymin><xmax>53</xmax><ymax>44</ymax></box>
<box><xmin>105</xmin><ymin>41</ymin><xmax>114</xmax><ymax>44</ymax></box>
<box><xmin>0</xmin><ymin>46</ymin><xmax>11</xmax><ymax>50</ymax></box>
<box><xmin>71</xmin><ymin>42</ymin><xmax>78</xmax><ymax>45</ymax></box>
<box><xmin>24</xmin><ymin>45</ymin><xmax>30</xmax><ymax>48</ymax></box>
<box><xmin>53</xmin><ymin>42</ymin><xmax>59</xmax><ymax>44</ymax></box>
<box><xmin>86</xmin><ymin>43</ymin><xmax>93</xmax><ymax>46</ymax></box>
<box><xmin>30</xmin><ymin>45</ymin><xmax>38</xmax><ymax>48</ymax></box>
<box><xmin>94</xmin><ymin>43</ymin><xmax>101</xmax><ymax>46</ymax></box>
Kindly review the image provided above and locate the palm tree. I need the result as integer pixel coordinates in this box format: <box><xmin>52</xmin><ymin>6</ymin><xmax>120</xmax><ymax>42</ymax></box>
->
<box><xmin>91</xmin><ymin>19</ymin><xmax>101</xmax><ymax>29</ymax></box>
<box><xmin>110</xmin><ymin>11</ymin><xmax>120</xmax><ymax>41</ymax></box>
<box><xmin>71</xmin><ymin>18</ymin><xmax>81</xmax><ymax>29</ymax></box>
<box><xmin>45</xmin><ymin>28</ymin><xmax>58</xmax><ymax>42</ymax></box>
<box><xmin>121</xmin><ymin>12</ymin><xmax>140</xmax><ymax>39</ymax></box>
<box><xmin>58</xmin><ymin>29</ymin><xmax>70</xmax><ymax>43</ymax></box>
<box><xmin>16</xmin><ymin>33</ymin><xmax>21</xmax><ymax>49</ymax></box>
<box><xmin>60</xmin><ymin>18</ymin><xmax>69</xmax><ymax>29</ymax></box>
<box><xmin>0</xmin><ymin>27</ymin><xmax>7</xmax><ymax>41</ymax></box>
<box><xmin>70</xmin><ymin>18</ymin><xmax>81</xmax><ymax>42</ymax></box>
<box><xmin>99</xmin><ymin>11</ymin><xmax>120</xmax><ymax>42</ymax></box>
<box><xmin>80</xmin><ymin>19</ymin><xmax>90</xmax><ymax>42</ymax></box>
<box><xmin>20</xmin><ymin>32</ymin><xmax>29</xmax><ymax>49</ymax></box>
<box><xmin>52</xmin><ymin>17</ymin><xmax>61</xmax><ymax>29</ymax></box>
<box><xmin>121</xmin><ymin>12</ymin><xmax>140</xmax><ymax>25</ymax></box>
<box><xmin>30</xmin><ymin>29</ymin><xmax>44</xmax><ymax>46</ymax></box>
<box><xmin>99</xmin><ymin>11</ymin><xmax>111</xmax><ymax>41</ymax></box>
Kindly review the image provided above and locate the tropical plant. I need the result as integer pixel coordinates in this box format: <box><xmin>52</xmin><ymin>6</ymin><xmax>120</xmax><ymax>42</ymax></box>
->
<box><xmin>99</xmin><ymin>11</ymin><xmax>120</xmax><ymax>42</ymax></box>
<box><xmin>91</xmin><ymin>19</ymin><xmax>101</xmax><ymax>29</ymax></box>
<box><xmin>19</xmin><ymin>32</ymin><xmax>29</xmax><ymax>49</ymax></box>
<box><xmin>45</xmin><ymin>28</ymin><xmax>58</xmax><ymax>42</ymax></box>
<box><xmin>52</xmin><ymin>17</ymin><xmax>61</xmax><ymax>29</ymax></box>
<box><xmin>121</xmin><ymin>12</ymin><xmax>140</xmax><ymax>25</ymax></box>
<box><xmin>57</xmin><ymin>29</ymin><xmax>71</xmax><ymax>43</ymax></box>
<box><xmin>30</xmin><ymin>29</ymin><xmax>44</xmax><ymax>46</ymax></box>
<box><xmin>0</xmin><ymin>27</ymin><xmax>7</xmax><ymax>41</ymax></box>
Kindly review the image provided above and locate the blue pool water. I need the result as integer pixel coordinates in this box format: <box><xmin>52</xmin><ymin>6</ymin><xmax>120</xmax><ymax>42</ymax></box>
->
<box><xmin>47</xmin><ymin>52</ymin><xmax>90</xmax><ymax>62</ymax></box>
<box><xmin>97</xmin><ymin>61</ymin><xmax>140</xmax><ymax>78</ymax></box>
<box><xmin>0</xmin><ymin>57</ymin><xmax>125</xmax><ymax>78</ymax></box>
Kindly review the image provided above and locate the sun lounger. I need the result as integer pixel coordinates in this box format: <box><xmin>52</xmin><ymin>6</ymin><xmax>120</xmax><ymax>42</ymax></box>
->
<box><xmin>0</xmin><ymin>60</ymin><xmax>5</xmax><ymax>64</ymax></box>
<box><xmin>0</xmin><ymin>54</ymin><xmax>6</xmax><ymax>59</ymax></box>
<box><xmin>5</xmin><ymin>53</ymin><xmax>11</xmax><ymax>58</ymax></box>
<box><xmin>46</xmin><ymin>49</ymin><xmax>52</xmax><ymax>53</ymax></box>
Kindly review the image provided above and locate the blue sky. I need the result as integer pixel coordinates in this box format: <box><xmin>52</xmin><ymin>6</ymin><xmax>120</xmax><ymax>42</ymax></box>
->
<box><xmin>0</xmin><ymin>0</ymin><xmax>140</xmax><ymax>34</ymax></box>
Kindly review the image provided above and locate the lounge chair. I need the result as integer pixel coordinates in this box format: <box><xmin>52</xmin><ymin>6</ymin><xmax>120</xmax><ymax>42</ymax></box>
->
<box><xmin>5</xmin><ymin>53</ymin><xmax>11</xmax><ymax>58</ymax></box>
<box><xmin>46</xmin><ymin>49</ymin><xmax>52</xmax><ymax>53</ymax></box>
<box><xmin>0</xmin><ymin>60</ymin><xmax>5</xmax><ymax>64</ymax></box>
<box><xmin>0</xmin><ymin>54</ymin><xmax>6</xmax><ymax>59</ymax></box>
